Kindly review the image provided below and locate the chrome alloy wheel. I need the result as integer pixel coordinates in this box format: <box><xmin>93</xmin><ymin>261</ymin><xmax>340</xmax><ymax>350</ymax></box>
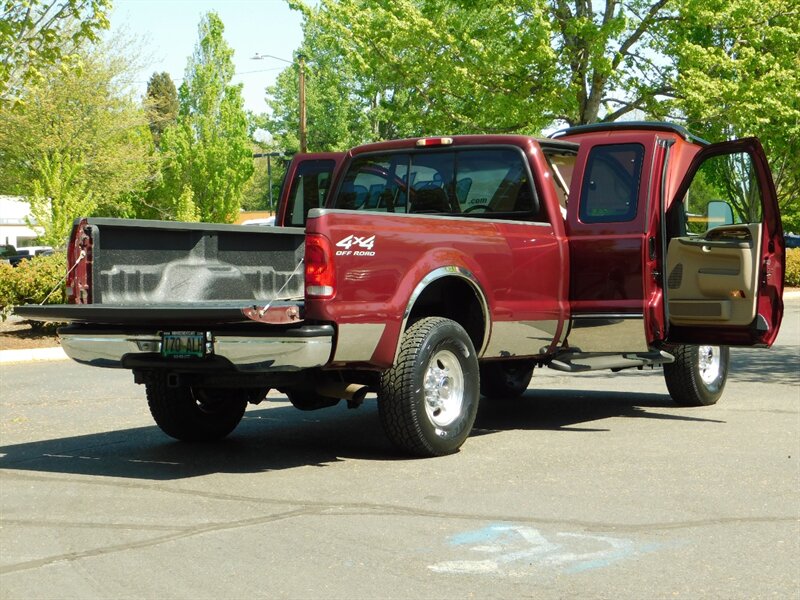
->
<box><xmin>423</xmin><ymin>349</ymin><xmax>465</xmax><ymax>427</ymax></box>
<box><xmin>697</xmin><ymin>345</ymin><xmax>722</xmax><ymax>386</ymax></box>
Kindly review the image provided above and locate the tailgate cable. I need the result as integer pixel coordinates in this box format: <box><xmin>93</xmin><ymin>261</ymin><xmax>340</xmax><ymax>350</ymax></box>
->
<box><xmin>40</xmin><ymin>249</ymin><xmax>86</xmax><ymax>305</ymax></box>
<box><xmin>256</xmin><ymin>257</ymin><xmax>305</xmax><ymax>317</ymax></box>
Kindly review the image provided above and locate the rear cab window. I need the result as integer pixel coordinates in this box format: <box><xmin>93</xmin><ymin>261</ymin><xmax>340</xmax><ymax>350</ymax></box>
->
<box><xmin>333</xmin><ymin>148</ymin><xmax>546</xmax><ymax>221</ymax></box>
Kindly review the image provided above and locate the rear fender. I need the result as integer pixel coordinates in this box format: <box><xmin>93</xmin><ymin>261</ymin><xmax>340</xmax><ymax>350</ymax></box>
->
<box><xmin>395</xmin><ymin>266</ymin><xmax>490</xmax><ymax>360</ymax></box>
<box><xmin>313</xmin><ymin>244</ymin><xmax>491</xmax><ymax>369</ymax></box>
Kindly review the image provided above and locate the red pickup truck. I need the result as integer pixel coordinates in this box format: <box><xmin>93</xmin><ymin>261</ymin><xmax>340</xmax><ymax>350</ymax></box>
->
<box><xmin>16</xmin><ymin>122</ymin><xmax>785</xmax><ymax>457</ymax></box>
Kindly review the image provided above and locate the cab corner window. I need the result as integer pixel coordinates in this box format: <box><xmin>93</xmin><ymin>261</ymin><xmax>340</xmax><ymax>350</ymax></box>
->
<box><xmin>579</xmin><ymin>144</ymin><xmax>644</xmax><ymax>223</ymax></box>
<box><xmin>286</xmin><ymin>159</ymin><xmax>336</xmax><ymax>227</ymax></box>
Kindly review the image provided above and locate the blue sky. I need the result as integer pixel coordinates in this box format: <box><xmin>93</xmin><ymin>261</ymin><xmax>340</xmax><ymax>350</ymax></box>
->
<box><xmin>108</xmin><ymin>0</ymin><xmax>306</xmax><ymax>114</ymax></box>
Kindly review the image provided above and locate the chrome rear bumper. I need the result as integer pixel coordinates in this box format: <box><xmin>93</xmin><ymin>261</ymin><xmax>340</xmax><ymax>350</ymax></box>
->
<box><xmin>59</xmin><ymin>328</ymin><xmax>333</xmax><ymax>372</ymax></box>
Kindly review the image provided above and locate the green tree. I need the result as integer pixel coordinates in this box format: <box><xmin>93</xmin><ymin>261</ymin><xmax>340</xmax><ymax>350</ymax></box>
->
<box><xmin>145</xmin><ymin>71</ymin><xmax>179</xmax><ymax>148</ymax></box>
<box><xmin>276</xmin><ymin>0</ymin><xmax>798</xmax><ymax>231</ymax></box>
<box><xmin>671</xmin><ymin>0</ymin><xmax>800</xmax><ymax>232</ymax></box>
<box><xmin>0</xmin><ymin>0</ymin><xmax>111</xmax><ymax>104</ymax></box>
<box><xmin>265</xmin><ymin>11</ymin><xmax>374</xmax><ymax>152</ymax></box>
<box><xmin>0</xmin><ymin>41</ymin><xmax>152</xmax><ymax>246</ymax></box>
<box><xmin>239</xmin><ymin>146</ymin><xmax>278</xmax><ymax>212</ymax></box>
<box><xmin>174</xmin><ymin>184</ymin><xmax>200</xmax><ymax>222</ymax></box>
<box><xmin>266</xmin><ymin>54</ymin><xmax>372</xmax><ymax>153</ymax></box>
<box><xmin>27</xmin><ymin>152</ymin><xmax>95</xmax><ymax>247</ymax></box>
<box><xmin>273</xmin><ymin>0</ymin><xmax>684</xmax><ymax>139</ymax></box>
<box><xmin>155</xmin><ymin>12</ymin><xmax>253</xmax><ymax>223</ymax></box>
<box><xmin>276</xmin><ymin>0</ymin><xmax>557</xmax><ymax>140</ymax></box>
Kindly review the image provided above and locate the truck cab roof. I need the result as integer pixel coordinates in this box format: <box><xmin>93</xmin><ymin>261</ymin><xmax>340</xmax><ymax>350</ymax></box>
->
<box><xmin>346</xmin><ymin>134</ymin><xmax>579</xmax><ymax>158</ymax></box>
<box><xmin>550</xmin><ymin>121</ymin><xmax>711</xmax><ymax>146</ymax></box>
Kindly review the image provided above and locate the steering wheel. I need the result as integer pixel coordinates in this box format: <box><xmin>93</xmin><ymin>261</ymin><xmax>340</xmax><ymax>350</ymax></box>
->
<box><xmin>463</xmin><ymin>204</ymin><xmax>492</xmax><ymax>213</ymax></box>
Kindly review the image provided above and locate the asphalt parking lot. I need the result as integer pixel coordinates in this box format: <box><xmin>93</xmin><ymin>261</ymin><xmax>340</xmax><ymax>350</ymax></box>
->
<box><xmin>1</xmin><ymin>300</ymin><xmax>798</xmax><ymax>599</ymax></box>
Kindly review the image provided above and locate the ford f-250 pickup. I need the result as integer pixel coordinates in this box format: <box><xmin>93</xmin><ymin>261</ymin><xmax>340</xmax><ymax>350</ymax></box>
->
<box><xmin>16</xmin><ymin>122</ymin><xmax>785</xmax><ymax>457</ymax></box>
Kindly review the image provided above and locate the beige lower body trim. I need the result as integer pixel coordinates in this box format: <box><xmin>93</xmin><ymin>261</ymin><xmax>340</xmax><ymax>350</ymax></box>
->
<box><xmin>567</xmin><ymin>315</ymin><xmax>648</xmax><ymax>353</ymax></box>
<box><xmin>483</xmin><ymin>320</ymin><xmax>559</xmax><ymax>358</ymax></box>
<box><xmin>333</xmin><ymin>323</ymin><xmax>386</xmax><ymax>362</ymax></box>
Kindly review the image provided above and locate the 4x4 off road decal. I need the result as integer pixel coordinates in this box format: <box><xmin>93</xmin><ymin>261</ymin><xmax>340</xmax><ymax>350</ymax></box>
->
<box><xmin>335</xmin><ymin>234</ymin><xmax>376</xmax><ymax>256</ymax></box>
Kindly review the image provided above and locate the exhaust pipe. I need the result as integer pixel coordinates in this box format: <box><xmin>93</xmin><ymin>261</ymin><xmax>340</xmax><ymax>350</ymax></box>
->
<box><xmin>316</xmin><ymin>382</ymin><xmax>370</xmax><ymax>405</ymax></box>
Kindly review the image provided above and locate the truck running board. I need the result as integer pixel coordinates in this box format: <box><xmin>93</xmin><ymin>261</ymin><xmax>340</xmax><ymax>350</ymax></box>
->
<box><xmin>547</xmin><ymin>350</ymin><xmax>675</xmax><ymax>373</ymax></box>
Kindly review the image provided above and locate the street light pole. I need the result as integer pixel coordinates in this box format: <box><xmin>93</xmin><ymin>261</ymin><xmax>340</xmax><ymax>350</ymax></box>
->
<box><xmin>252</xmin><ymin>52</ymin><xmax>307</xmax><ymax>154</ymax></box>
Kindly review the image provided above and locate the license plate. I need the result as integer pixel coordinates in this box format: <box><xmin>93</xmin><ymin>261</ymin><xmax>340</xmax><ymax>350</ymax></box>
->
<box><xmin>161</xmin><ymin>331</ymin><xmax>207</xmax><ymax>358</ymax></box>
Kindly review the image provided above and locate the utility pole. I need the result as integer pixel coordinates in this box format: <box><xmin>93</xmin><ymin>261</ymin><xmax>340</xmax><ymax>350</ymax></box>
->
<box><xmin>298</xmin><ymin>54</ymin><xmax>307</xmax><ymax>154</ymax></box>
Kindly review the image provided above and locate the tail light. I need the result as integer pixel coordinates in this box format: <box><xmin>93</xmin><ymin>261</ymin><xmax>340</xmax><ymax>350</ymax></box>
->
<box><xmin>305</xmin><ymin>234</ymin><xmax>336</xmax><ymax>299</ymax></box>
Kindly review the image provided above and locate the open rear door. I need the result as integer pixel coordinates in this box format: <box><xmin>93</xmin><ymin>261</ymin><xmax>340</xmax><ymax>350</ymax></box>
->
<box><xmin>663</xmin><ymin>138</ymin><xmax>784</xmax><ymax>347</ymax></box>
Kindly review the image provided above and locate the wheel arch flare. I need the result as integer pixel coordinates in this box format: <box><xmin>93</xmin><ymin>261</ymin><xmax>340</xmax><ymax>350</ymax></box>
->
<box><xmin>397</xmin><ymin>266</ymin><xmax>491</xmax><ymax>361</ymax></box>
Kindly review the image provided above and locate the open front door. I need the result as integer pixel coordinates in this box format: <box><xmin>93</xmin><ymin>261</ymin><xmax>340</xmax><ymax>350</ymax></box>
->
<box><xmin>664</xmin><ymin>138</ymin><xmax>784</xmax><ymax>347</ymax></box>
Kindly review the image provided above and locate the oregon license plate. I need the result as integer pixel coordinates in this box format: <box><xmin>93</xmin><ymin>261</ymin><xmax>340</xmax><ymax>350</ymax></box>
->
<box><xmin>161</xmin><ymin>331</ymin><xmax>207</xmax><ymax>358</ymax></box>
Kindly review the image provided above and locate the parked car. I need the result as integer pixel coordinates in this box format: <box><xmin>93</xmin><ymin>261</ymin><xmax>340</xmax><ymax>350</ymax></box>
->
<box><xmin>4</xmin><ymin>245</ymin><xmax>54</xmax><ymax>266</ymax></box>
<box><xmin>0</xmin><ymin>244</ymin><xmax>17</xmax><ymax>264</ymax></box>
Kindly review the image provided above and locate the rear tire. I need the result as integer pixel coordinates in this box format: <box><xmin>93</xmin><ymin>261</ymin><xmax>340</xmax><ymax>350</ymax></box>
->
<box><xmin>146</xmin><ymin>377</ymin><xmax>247</xmax><ymax>441</ymax></box>
<box><xmin>480</xmin><ymin>360</ymin><xmax>535</xmax><ymax>399</ymax></box>
<box><xmin>664</xmin><ymin>345</ymin><xmax>729</xmax><ymax>406</ymax></box>
<box><xmin>379</xmin><ymin>317</ymin><xmax>479</xmax><ymax>457</ymax></box>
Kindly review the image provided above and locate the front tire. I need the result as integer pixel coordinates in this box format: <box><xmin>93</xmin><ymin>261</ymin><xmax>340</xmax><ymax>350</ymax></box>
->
<box><xmin>664</xmin><ymin>345</ymin><xmax>729</xmax><ymax>406</ymax></box>
<box><xmin>146</xmin><ymin>377</ymin><xmax>248</xmax><ymax>441</ymax></box>
<box><xmin>379</xmin><ymin>317</ymin><xmax>479</xmax><ymax>457</ymax></box>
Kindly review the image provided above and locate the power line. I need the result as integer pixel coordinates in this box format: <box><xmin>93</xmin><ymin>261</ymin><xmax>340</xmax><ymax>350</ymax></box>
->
<box><xmin>133</xmin><ymin>66</ymin><xmax>284</xmax><ymax>85</ymax></box>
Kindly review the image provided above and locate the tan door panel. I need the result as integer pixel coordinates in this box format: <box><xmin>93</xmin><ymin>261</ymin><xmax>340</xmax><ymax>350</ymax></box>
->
<box><xmin>666</xmin><ymin>223</ymin><xmax>761</xmax><ymax>326</ymax></box>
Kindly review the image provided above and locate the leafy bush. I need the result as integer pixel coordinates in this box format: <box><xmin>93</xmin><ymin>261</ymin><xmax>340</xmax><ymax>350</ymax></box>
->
<box><xmin>0</xmin><ymin>253</ymin><xmax>67</xmax><ymax>320</ymax></box>
<box><xmin>786</xmin><ymin>248</ymin><xmax>800</xmax><ymax>288</ymax></box>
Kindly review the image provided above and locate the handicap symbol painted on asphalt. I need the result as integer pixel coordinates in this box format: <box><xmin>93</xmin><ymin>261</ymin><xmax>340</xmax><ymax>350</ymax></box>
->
<box><xmin>429</xmin><ymin>523</ymin><xmax>659</xmax><ymax>575</ymax></box>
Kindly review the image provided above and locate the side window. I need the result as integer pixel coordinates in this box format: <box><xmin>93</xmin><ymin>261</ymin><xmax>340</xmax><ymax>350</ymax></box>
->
<box><xmin>286</xmin><ymin>160</ymin><xmax>336</xmax><ymax>226</ymax></box>
<box><xmin>683</xmin><ymin>152</ymin><xmax>762</xmax><ymax>236</ymax></box>
<box><xmin>579</xmin><ymin>144</ymin><xmax>644</xmax><ymax>223</ymax></box>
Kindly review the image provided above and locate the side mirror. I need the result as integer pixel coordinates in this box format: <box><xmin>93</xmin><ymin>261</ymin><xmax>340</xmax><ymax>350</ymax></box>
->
<box><xmin>707</xmin><ymin>200</ymin><xmax>734</xmax><ymax>228</ymax></box>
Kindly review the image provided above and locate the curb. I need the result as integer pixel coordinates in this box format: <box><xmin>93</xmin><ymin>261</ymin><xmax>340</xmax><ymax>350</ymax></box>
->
<box><xmin>0</xmin><ymin>347</ymin><xmax>68</xmax><ymax>365</ymax></box>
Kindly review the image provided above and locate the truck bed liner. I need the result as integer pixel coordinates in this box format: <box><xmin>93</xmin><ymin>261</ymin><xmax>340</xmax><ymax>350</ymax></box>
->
<box><xmin>76</xmin><ymin>218</ymin><xmax>306</xmax><ymax>305</ymax></box>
